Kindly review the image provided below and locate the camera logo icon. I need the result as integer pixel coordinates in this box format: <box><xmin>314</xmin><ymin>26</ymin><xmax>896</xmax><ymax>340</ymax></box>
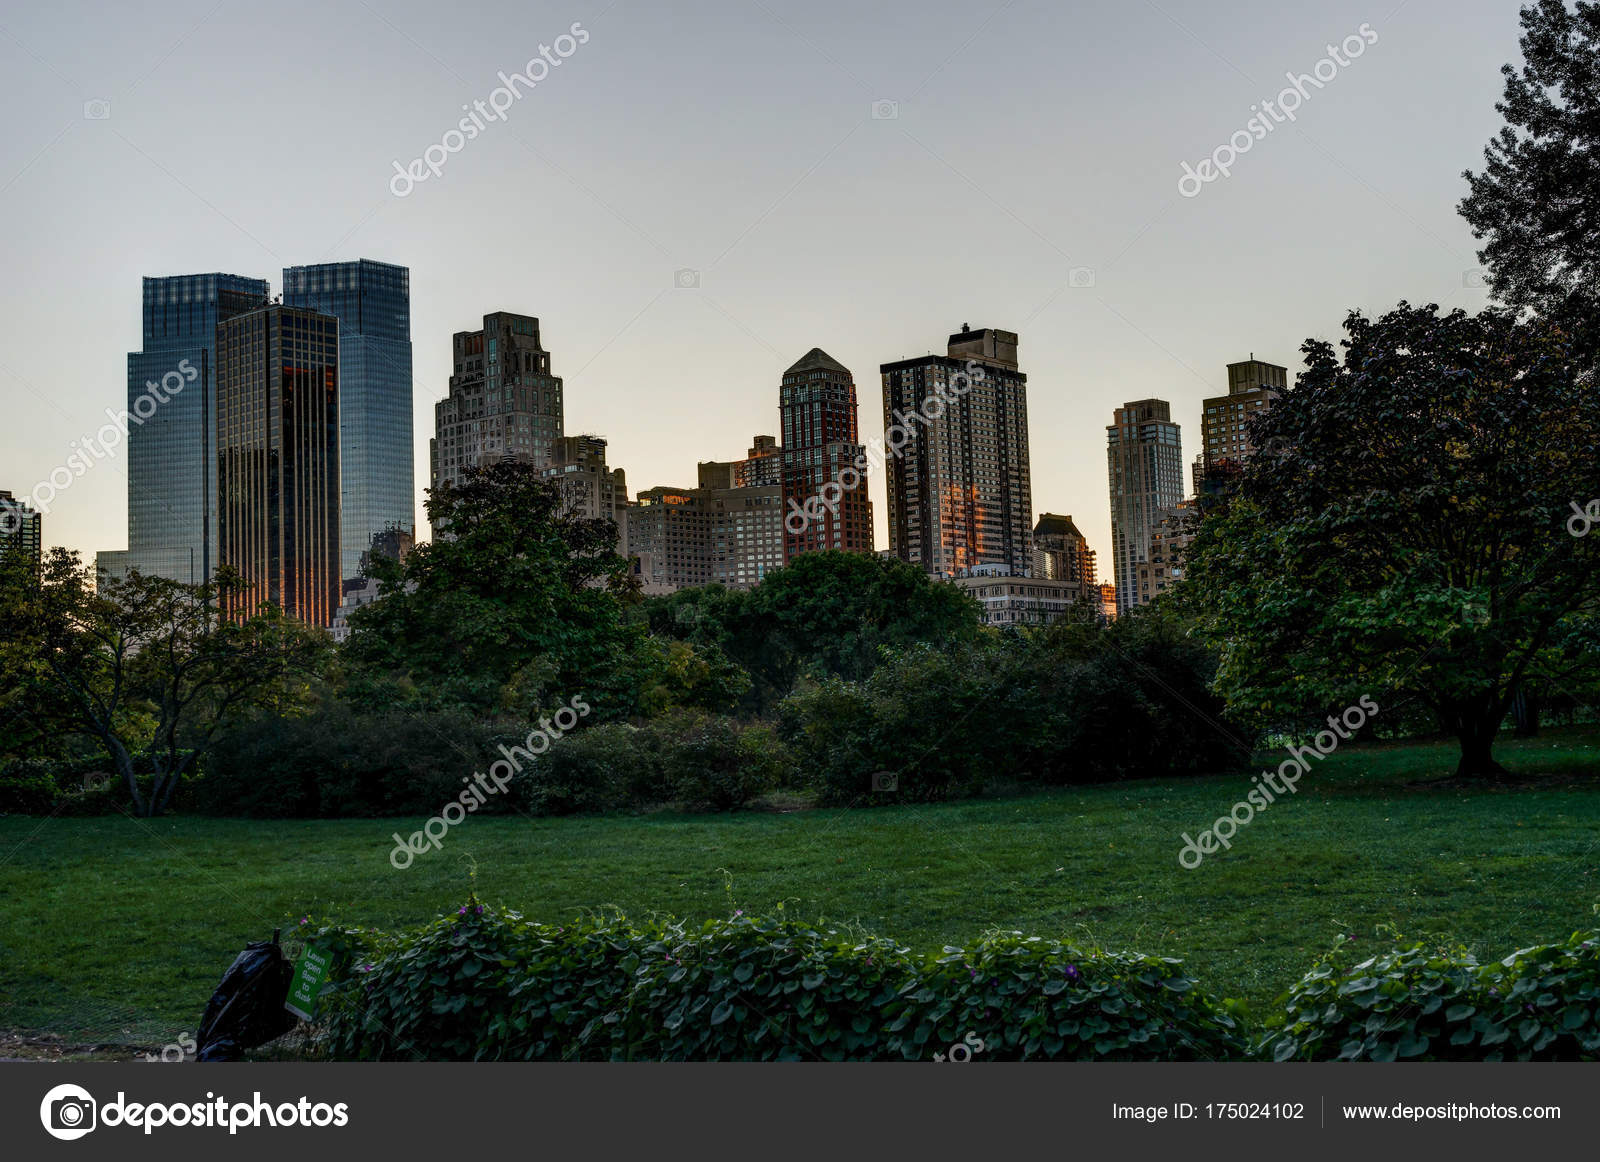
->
<box><xmin>40</xmin><ymin>1083</ymin><xmax>97</xmax><ymax>1140</ymax></box>
<box><xmin>674</xmin><ymin>268</ymin><xmax>700</xmax><ymax>289</ymax></box>
<box><xmin>1068</xmin><ymin>266</ymin><xmax>1096</xmax><ymax>288</ymax></box>
<box><xmin>870</xmin><ymin>770</ymin><xmax>898</xmax><ymax>793</ymax></box>
<box><xmin>1463</xmin><ymin>268</ymin><xmax>1487</xmax><ymax>289</ymax></box>
<box><xmin>83</xmin><ymin>99</ymin><xmax>111</xmax><ymax>120</ymax></box>
<box><xmin>871</xmin><ymin>99</ymin><xmax>899</xmax><ymax>120</ymax></box>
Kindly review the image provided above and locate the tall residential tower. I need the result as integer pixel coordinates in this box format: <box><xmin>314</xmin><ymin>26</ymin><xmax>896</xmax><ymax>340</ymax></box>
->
<box><xmin>1106</xmin><ymin>399</ymin><xmax>1184</xmax><ymax>615</ymax></box>
<box><xmin>780</xmin><ymin>348</ymin><xmax>873</xmax><ymax>560</ymax></box>
<box><xmin>880</xmin><ymin>325</ymin><xmax>1032</xmax><ymax>577</ymax></box>
<box><xmin>431</xmin><ymin>312</ymin><xmax>563</xmax><ymax>494</ymax></box>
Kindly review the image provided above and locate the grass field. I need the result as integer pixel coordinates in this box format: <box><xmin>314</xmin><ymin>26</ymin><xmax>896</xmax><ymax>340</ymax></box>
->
<box><xmin>2</xmin><ymin>729</ymin><xmax>1599</xmax><ymax>1046</ymax></box>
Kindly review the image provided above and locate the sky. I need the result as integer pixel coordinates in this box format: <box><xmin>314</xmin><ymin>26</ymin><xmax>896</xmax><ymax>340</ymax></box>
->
<box><xmin>0</xmin><ymin>0</ymin><xmax>1523</xmax><ymax>568</ymax></box>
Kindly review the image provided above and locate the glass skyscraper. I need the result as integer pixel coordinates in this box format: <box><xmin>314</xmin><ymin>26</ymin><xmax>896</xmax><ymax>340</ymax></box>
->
<box><xmin>282</xmin><ymin>259</ymin><xmax>413</xmax><ymax>580</ymax></box>
<box><xmin>97</xmin><ymin>273</ymin><xmax>270</xmax><ymax>585</ymax></box>
<box><xmin>216</xmin><ymin>305</ymin><xmax>342</xmax><ymax>626</ymax></box>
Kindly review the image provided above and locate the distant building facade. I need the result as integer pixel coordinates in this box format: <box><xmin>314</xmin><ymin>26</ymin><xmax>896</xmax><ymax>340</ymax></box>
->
<box><xmin>0</xmin><ymin>489</ymin><xmax>42</xmax><ymax>571</ymax></box>
<box><xmin>629</xmin><ymin>437</ymin><xmax>786</xmax><ymax>594</ymax></box>
<box><xmin>431</xmin><ymin>312</ymin><xmax>564</xmax><ymax>494</ymax></box>
<box><xmin>98</xmin><ymin>273</ymin><xmax>270</xmax><ymax>585</ymax></box>
<box><xmin>330</xmin><ymin>524</ymin><xmax>415</xmax><ymax>644</ymax></box>
<box><xmin>543</xmin><ymin>434</ymin><xmax>629</xmax><ymax>528</ymax></box>
<box><xmin>780</xmin><ymin>349</ymin><xmax>873</xmax><ymax>560</ymax></box>
<box><xmin>215</xmin><ymin>304</ymin><xmax>342</xmax><ymax>625</ymax></box>
<box><xmin>1195</xmin><ymin>355</ymin><xmax>1286</xmax><ymax>496</ymax></box>
<box><xmin>881</xmin><ymin>326</ymin><xmax>1032</xmax><ymax>577</ymax></box>
<box><xmin>1107</xmin><ymin>398</ymin><xmax>1184</xmax><ymax>615</ymax></box>
<box><xmin>282</xmin><ymin>259</ymin><xmax>414</xmax><ymax>580</ymax></box>
<box><xmin>1031</xmin><ymin>513</ymin><xmax>1097</xmax><ymax>603</ymax></box>
<box><xmin>951</xmin><ymin>563</ymin><xmax>1084</xmax><ymax>627</ymax></box>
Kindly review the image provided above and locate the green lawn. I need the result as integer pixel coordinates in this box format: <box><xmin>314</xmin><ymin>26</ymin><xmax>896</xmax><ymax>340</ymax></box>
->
<box><xmin>2</xmin><ymin>729</ymin><xmax>1599</xmax><ymax>1044</ymax></box>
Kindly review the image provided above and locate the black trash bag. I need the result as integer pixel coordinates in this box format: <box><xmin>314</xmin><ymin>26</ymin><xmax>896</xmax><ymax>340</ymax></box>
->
<box><xmin>195</xmin><ymin>929</ymin><xmax>298</xmax><ymax>1062</ymax></box>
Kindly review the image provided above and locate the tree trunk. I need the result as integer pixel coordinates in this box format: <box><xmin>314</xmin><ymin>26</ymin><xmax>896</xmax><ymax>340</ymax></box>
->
<box><xmin>1453</xmin><ymin>715</ymin><xmax>1509</xmax><ymax>780</ymax></box>
<box><xmin>1512</xmin><ymin>687</ymin><xmax>1540</xmax><ymax>738</ymax></box>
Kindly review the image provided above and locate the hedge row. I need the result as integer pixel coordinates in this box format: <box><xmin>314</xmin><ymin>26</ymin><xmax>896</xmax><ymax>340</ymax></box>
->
<box><xmin>304</xmin><ymin>901</ymin><xmax>1244</xmax><ymax>1062</ymax></box>
<box><xmin>296</xmin><ymin>903</ymin><xmax>1600</xmax><ymax>1061</ymax></box>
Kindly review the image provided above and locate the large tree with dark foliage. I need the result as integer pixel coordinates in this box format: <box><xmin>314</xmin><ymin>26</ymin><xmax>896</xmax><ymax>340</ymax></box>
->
<box><xmin>343</xmin><ymin>461</ymin><xmax>644</xmax><ymax>717</ymax></box>
<box><xmin>1460</xmin><ymin>0</ymin><xmax>1600</xmax><ymax>331</ymax></box>
<box><xmin>1182</xmin><ymin>302</ymin><xmax>1600</xmax><ymax>780</ymax></box>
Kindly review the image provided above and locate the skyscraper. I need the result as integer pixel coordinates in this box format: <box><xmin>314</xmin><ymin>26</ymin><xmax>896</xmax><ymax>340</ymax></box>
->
<box><xmin>1031</xmin><ymin>513</ymin><xmax>1097</xmax><ymax>603</ymax></box>
<box><xmin>215</xmin><ymin>304</ymin><xmax>341</xmax><ymax>625</ymax></box>
<box><xmin>1106</xmin><ymin>399</ymin><xmax>1184</xmax><ymax>615</ymax></box>
<box><xmin>431</xmin><ymin>312</ymin><xmax>563</xmax><ymax>494</ymax></box>
<box><xmin>880</xmin><ymin>325</ymin><xmax>1032</xmax><ymax>577</ymax></box>
<box><xmin>1201</xmin><ymin>356</ymin><xmax>1286</xmax><ymax>473</ymax></box>
<box><xmin>0</xmin><ymin>489</ymin><xmax>42</xmax><ymax>571</ymax></box>
<box><xmin>97</xmin><ymin>273</ymin><xmax>270</xmax><ymax>585</ymax></box>
<box><xmin>779</xmin><ymin>349</ymin><xmax>873</xmax><ymax>560</ymax></box>
<box><xmin>282</xmin><ymin>259</ymin><xmax>414</xmax><ymax>580</ymax></box>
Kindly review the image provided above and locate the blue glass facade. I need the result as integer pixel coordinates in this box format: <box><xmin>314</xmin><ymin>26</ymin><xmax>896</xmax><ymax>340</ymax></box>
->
<box><xmin>101</xmin><ymin>273</ymin><xmax>269</xmax><ymax>584</ymax></box>
<box><xmin>282</xmin><ymin>259</ymin><xmax>413</xmax><ymax>579</ymax></box>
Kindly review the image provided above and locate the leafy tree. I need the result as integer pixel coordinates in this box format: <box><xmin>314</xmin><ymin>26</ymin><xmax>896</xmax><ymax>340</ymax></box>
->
<box><xmin>0</xmin><ymin>549</ymin><xmax>329</xmax><ymax>815</ymax></box>
<box><xmin>1182</xmin><ymin>303</ymin><xmax>1600</xmax><ymax>779</ymax></box>
<box><xmin>1460</xmin><ymin>0</ymin><xmax>1600</xmax><ymax>328</ymax></box>
<box><xmin>644</xmin><ymin>552</ymin><xmax>984</xmax><ymax>709</ymax></box>
<box><xmin>343</xmin><ymin>462</ymin><xmax>644</xmax><ymax>717</ymax></box>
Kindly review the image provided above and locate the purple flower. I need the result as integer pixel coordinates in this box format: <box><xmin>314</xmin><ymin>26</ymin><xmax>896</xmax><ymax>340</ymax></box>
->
<box><xmin>458</xmin><ymin>906</ymin><xmax>468</xmax><ymax>915</ymax></box>
<box><xmin>474</xmin><ymin>905</ymin><xmax>485</xmax><ymax>915</ymax></box>
<box><xmin>733</xmin><ymin>909</ymin><xmax>744</xmax><ymax>918</ymax></box>
<box><xmin>1064</xmin><ymin>964</ymin><xmax>1082</xmax><ymax>982</ymax></box>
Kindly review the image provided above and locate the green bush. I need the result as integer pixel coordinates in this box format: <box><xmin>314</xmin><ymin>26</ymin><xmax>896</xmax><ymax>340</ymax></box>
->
<box><xmin>0</xmin><ymin>760</ymin><xmax>58</xmax><ymax>814</ymax></box>
<box><xmin>512</xmin><ymin>723</ymin><xmax>644</xmax><ymax>816</ymax></box>
<box><xmin>1263</xmin><ymin>929</ymin><xmax>1600</xmax><ymax>1061</ymax></box>
<box><xmin>309</xmin><ymin>900</ymin><xmax>1241</xmax><ymax>1061</ymax></box>
<box><xmin>886</xmin><ymin>931</ymin><xmax>1244</xmax><ymax>1061</ymax></box>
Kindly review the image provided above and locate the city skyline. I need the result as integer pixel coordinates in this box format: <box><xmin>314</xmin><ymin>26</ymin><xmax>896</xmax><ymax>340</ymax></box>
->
<box><xmin>0</xmin><ymin>0</ymin><xmax>1515</xmax><ymax>572</ymax></box>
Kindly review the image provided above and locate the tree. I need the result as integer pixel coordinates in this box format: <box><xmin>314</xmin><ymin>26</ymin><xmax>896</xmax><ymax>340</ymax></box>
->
<box><xmin>1182</xmin><ymin>302</ymin><xmax>1600</xmax><ymax>779</ymax></box>
<box><xmin>1460</xmin><ymin>1</ymin><xmax>1600</xmax><ymax>330</ymax></box>
<box><xmin>643</xmin><ymin>552</ymin><xmax>985</xmax><ymax>709</ymax></box>
<box><xmin>0</xmin><ymin>549</ymin><xmax>330</xmax><ymax>815</ymax></box>
<box><xmin>342</xmin><ymin>461</ymin><xmax>645</xmax><ymax>717</ymax></box>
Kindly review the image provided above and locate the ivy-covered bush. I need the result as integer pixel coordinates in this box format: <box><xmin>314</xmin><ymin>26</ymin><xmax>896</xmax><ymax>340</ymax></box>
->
<box><xmin>886</xmin><ymin>931</ymin><xmax>1245</xmax><ymax>1061</ymax></box>
<box><xmin>306</xmin><ymin>900</ymin><xmax>1241</xmax><ymax>1061</ymax></box>
<box><xmin>1263</xmin><ymin>929</ymin><xmax>1600</xmax><ymax>1061</ymax></box>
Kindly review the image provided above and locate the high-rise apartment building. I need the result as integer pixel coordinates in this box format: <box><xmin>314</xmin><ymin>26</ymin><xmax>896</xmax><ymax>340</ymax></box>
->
<box><xmin>1201</xmin><ymin>356</ymin><xmax>1286</xmax><ymax>472</ymax></box>
<box><xmin>1106</xmin><ymin>399</ymin><xmax>1184</xmax><ymax>615</ymax></box>
<box><xmin>282</xmin><ymin>259</ymin><xmax>414</xmax><ymax>580</ymax></box>
<box><xmin>0</xmin><ymin>489</ymin><xmax>42</xmax><ymax>571</ymax></box>
<box><xmin>542</xmin><ymin>434</ymin><xmax>629</xmax><ymax>529</ymax></box>
<box><xmin>736</xmin><ymin>435</ymin><xmax>781</xmax><ymax>487</ymax></box>
<box><xmin>97</xmin><ymin>273</ymin><xmax>270</xmax><ymax>585</ymax></box>
<box><xmin>780</xmin><ymin>349</ymin><xmax>873</xmax><ymax>560</ymax></box>
<box><xmin>881</xmin><ymin>326</ymin><xmax>1032</xmax><ymax>577</ymax></box>
<box><xmin>1031</xmin><ymin>513</ymin><xmax>1097</xmax><ymax>604</ymax></box>
<box><xmin>628</xmin><ymin>437</ymin><xmax>786</xmax><ymax>594</ymax></box>
<box><xmin>215</xmin><ymin>305</ymin><xmax>341</xmax><ymax>625</ymax></box>
<box><xmin>431</xmin><ymin>312</ymin><xmax>563</xmax><ymax>494</ymax></box>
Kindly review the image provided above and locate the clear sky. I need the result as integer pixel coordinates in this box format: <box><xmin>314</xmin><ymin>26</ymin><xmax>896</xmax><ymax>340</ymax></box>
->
<box><xmin>0</xmin><ymin>0</ymin><xmax>1519</xmax><ymax>567</ymax></box>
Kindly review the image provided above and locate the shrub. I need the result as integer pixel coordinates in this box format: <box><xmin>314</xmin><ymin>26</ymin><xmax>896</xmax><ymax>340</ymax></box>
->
<box><xmin>310</xmin><ymin>900</ymin><xmax>1241</xmax><ymax>1061</ymax></box>
<box><xmin>511</xmin><ymin>723</ymin><xmax>645</xmax><ymax>816</ymax></box>
<box><xmin>886</xmin><ymin>931</ymin><xmax>1245</xmax><ymax>1061</ymax></box>
<box><xmin>658</xmin><ymin>716</ymin><xmax>793</xmax><ymax>811</ymax></box>
<box><xmin>1263</xmin><ymin>929</ymin><xmax>1600</xmax><ymax>1061</ymax></box>
<box><xmin>0</xmin><ymin>760</ymin><xmax>58</xmax><ymax>814</ymax></box>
